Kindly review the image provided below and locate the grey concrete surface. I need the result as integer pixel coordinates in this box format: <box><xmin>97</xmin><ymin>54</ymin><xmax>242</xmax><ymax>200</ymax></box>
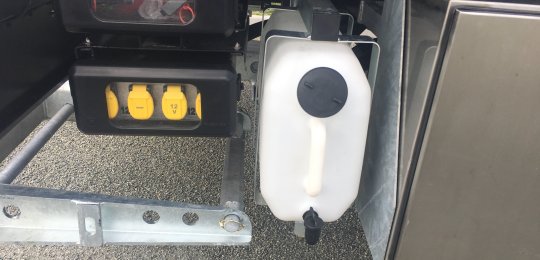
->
<box><xmin>0</xmin><ymin>75</ymin><xmax>372</xmax><ymax>259</ymax></box>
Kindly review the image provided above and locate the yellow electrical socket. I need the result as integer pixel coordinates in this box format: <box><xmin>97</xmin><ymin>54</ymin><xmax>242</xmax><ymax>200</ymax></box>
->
<box><xmin>162</xmin><ymin>85</ymin><xmax>188</xmax><ymax>120</ymax></box>
<box><xmin>195</xmin><ymin>93</ymin><xmax>202</xmax><ymax>119</ymax></box>
<box><xmin>127</xmin><ymin>84</ymin><xmax>154</xmax><ymax>120</ymax></box>
<box><xmin>105</xmin><ymin>85</ymin><xmax>119</xmax><ymax>119</ymax></box>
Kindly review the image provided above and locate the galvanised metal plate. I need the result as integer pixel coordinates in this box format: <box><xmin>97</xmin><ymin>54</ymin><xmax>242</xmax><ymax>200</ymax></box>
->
<box><xmin>0</xmin><ymin>185</ymin><xmax>251</xmax><ymax>246</ymax></box>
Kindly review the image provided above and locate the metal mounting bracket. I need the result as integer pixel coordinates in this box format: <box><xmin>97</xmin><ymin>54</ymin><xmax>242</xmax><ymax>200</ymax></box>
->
<box><xmin>0</xmin><ymin>100</ymin><xmax>252</xmax><ymax>246</ymax></box>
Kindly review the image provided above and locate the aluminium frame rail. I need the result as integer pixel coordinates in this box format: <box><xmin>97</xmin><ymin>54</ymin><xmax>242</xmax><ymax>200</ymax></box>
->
<box><xmin>0</xmin><ymin>94</ymin><xmax>252</xmax><ymax>246</ymax></box>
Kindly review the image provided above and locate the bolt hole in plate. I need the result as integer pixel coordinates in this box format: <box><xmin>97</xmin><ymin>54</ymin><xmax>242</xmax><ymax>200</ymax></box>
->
<box><xmin>84</xmin><ymin>217</ymin><xmax>97</xmax><ymax>236</ymax></box>
<box><xmin>3</xmin><ymin>204</ymin><xmax>21</xmax><ymax>219</ymax></box>
<box><xmin>142</xmin><ymin>210</ymin><xmax>160</xmax><ymax>224</ymax></box>
<box><xmin>182</xmin><ymin>212</ymin><xmax>199</xmax><ymax>225</ymax></box>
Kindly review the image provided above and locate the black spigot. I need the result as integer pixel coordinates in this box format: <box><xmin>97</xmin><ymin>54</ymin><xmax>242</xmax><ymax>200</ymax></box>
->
<box><xmin>303</xmin><ymin>207</ymin><xmax>324</xmax><ymax>245</ymax></box>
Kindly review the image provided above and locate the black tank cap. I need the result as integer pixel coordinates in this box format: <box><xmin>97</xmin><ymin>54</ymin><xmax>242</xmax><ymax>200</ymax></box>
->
<box><xmin>297</xmin><ymin>67</ymin><xmax>348</xmax><ymax>118</ymax></box>
<box><xmin>303</xmin><ymin>207</ymin><xmax>324</xmax><ymax>245</ymax></box>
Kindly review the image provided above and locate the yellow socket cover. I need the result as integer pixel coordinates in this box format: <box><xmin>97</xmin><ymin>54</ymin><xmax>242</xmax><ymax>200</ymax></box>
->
<box><xmin>105</xmin><ymin>85</ymin><xmax>119</xmax><ymax>119</ymax></box>
<box><xmin>127</xmin><ymin>84</ymin><xmax>154</xmax><ymax>120</ymax></box>
<box><xmin>195</xmin><ymin>93</ymin><xmax>202</xmax><ymax>119</ymax></box>
<box><xmin>161</xmin><ymin>85</ymin><xmax>188</xmax><ymax>120</ymax></box>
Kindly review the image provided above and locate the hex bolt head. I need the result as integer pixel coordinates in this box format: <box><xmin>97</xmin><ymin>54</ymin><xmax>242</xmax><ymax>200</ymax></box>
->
<box><xmin>220</xmin><ymin>214</ymin><xmax>243</xmax><ymax>232</ymax></box>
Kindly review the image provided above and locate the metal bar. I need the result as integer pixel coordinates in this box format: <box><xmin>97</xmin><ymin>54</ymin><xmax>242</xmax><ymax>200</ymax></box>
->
<box><xmin>0</xmin><ymin>184</ymin><xmax>252</xmax><ymax>245</ymax></box>
<box><xmin>220</xmin><ymin>137</ymin><xmax>245</xmax><ymax>210</ymax></box>
<box><xmin>340</xmin><ymin>12</ymin><xmax>355</xmax><ymax>35</ymax></box>
<box><xmin>43</xmin><ymin>81</ymin><xmax>75</xmax><ymax>120</ymax></box>
<box><xmin>293</xmin><ymin>221</ymin><xmax>305</xmax><ymax>238</ymax></box>
<box><xmin>0</xmin><ymin>104</ymin><xmax>73</xmax><ymax>184</ymax></box>
<box><xmin>220</xmin><ymin>114</ymin><xmax>248</xmax><ymax>211</ymax></box>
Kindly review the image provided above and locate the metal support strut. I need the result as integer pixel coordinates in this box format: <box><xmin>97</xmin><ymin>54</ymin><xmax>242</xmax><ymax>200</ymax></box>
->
<box><xmin>0</xmin><ymin>103</ymin><xmax>74</xmax><ymax>184</ymax></box>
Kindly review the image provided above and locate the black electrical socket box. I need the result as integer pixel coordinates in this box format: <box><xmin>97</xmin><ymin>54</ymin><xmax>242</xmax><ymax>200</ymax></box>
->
<box><xmin>69</xmin><ymin>57</ymin><xmax>239</xmax><ymax>137</ymax></box>
<box><xmin>57</xmin><ymin>0</ymin><xmax>238</xmax><ymax>36</ymax></box>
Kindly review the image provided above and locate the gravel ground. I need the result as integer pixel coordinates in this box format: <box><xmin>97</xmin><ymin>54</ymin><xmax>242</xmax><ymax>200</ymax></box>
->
<box><xmin>0</xmin><ymin>42</ymin><xmax>372</xmax><ymax>260</ymax></box>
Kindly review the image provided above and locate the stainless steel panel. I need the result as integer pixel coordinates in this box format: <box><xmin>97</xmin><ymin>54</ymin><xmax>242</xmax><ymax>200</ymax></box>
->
<box><xmin>355</xmin><ymin>0</ymin><xmax>404</xmax><ymax>259</ymax></box>
<box><xmin>395</xmin><ymin>2</ymin><xmax>540</xmax><ymax>259</ymax></box>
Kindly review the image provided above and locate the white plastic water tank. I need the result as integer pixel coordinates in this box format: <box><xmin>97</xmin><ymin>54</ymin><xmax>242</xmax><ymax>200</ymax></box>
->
<box><xmin>258</xmin><ymin>10</ymin><xmax>372</xmax><ymax>222</ymax></box>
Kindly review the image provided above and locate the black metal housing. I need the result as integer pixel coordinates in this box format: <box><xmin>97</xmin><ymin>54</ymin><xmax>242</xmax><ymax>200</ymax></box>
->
<box><xmin>57</xmin><ymin>0</ymin><xmax>239</xmax><ymax>36</ymax></box>
<box><xmin>0</xmin><ymin>1</ymin><xmax>82</xmax><ymax>138</ymax></box>
<box><xmin>70</xmin><ymin>53</ymin><xmax>239</xmax><ymax>137</ymax></box>
<box><xmin>298</xmin><ymin>0</ymin><xmax>341</xmax><ymax>41</ymax></box>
